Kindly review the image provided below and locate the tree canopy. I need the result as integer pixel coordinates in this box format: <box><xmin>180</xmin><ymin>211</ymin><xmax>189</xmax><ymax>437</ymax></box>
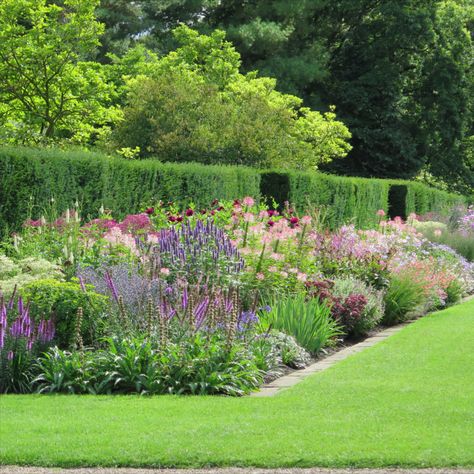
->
<box><xmin>113</xmin><ymin>26</ymin><xmax>352</xmax><ymax>169</ymax></box>
<box><xmin>0</xmin><ymin>0</ymin><xmax>118</xmax><ymax>144</ymax></box>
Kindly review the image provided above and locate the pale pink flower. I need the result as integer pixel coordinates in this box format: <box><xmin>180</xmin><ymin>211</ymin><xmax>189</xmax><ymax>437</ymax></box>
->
<box><xmin>289</xmin><ymin>268</ymin><xmax>298</xmax><ymax>274</ymax></box>
<box><xmin>243</xmin><ymin>212</ymin><xmax>255</xmax><ymax>223</ymax></box>
<box><xmin>242</xmin><ymin>196</ymin><xmax>255</xmax><ymax>207</ymax></box>
<box><xmin>160</xmin><ymin>268</ymin><xmax>170</xmax><ymax>276</ymax></box>
<box><xmin>434</xmin><ymin>229</ymin><xmax>442</xmax><ymax>237</ymax></box>
<box><xmin>376</xmin><ymin>209</ymin><xmax>386</xmax><ymax>217</ymax></box>
<box><xmin>270</xmin><ymin>252</ymin><xmax>283</xmax><ymax>261</ymax></box>
<box><xmin>268</xmin><ymin>266</ymin><xmax>278</xmax><ymax>273</ymax></box>
<box><xmin>297</xmin><ymin>272</ymin><xmax>307</xmax><ymax>282</ymax></box>
<box><xmin>261</xmin><ymin>234</ymin><xmax>274</xmax><ymax>245</ymax></box>
<box><xmin>147</xmin><ymin>234</ymin><xmax>160</xmax><ymax>244</ymax></box>
<box><xmin>240</xmin><ymin>247</ymin><xmax>252</xmax><ymax>255</ymax></box>
<box><xmin>280</xmin><ymin>271</ymin><xmax>288</xmax><ymax>278</ymax></box>
<box><xmin>250</xmin><ymin>223</ymin><xmax>264</xmax><ymax>234</ymax></box>
<box><xmin>256</xmin><ymin>273</ymin><xmax>265</xmax><ymax>280</ymax></box>
<box><xmin>301</xmin><ymin>215</ymin><xmax>312</xmax><ymax>225</ymax></box>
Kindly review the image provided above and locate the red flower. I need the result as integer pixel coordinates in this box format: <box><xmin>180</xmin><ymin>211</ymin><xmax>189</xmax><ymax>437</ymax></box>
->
<box><xmin>290</xmin><ymin>217</ymin><xmax>299</xmax><ymax>225</ymax></box>
<box><xmin>233</xmin><ymin>199</ymin><xmax>241</xmax><ymax>207</ymax></box>
<box><xmin>217</xmin><ymin>206</ymin><xmax>225</xmax><ymax>211</ymax></box>
<box><xmin>145</xmin><ymin>207</ymin><xmax>155</xmax><ymax>215</ymax></box>
<box><xmin>267</xmin><ymin>210</ymin><xmax>278</xmax><ymax>217</ymax></box>
<box><xmin>176</xmin><ymin>215</ymin><xmax>183</xmax><ymax>222</ymax></box>
<box><xmin>168</xmin><ymin>215</ymin><xmax>177</xmax><ymax>223</ymax></box>
<box><xmin>200</xmin><ymin>209</ymin><xmax>207</xmax><ymax>215</ymax></box>
<box><xmin>185</xmin><ymin>209</ymin><xmax>194</xmax><ymax>217</ymax></box>
<box><xmin>211</xmin><ymin>199</ymin><xmax>219</xmax><ymax>206</ymax></box>
<box><xmin>267</xmin><ymin>220</ymin><xmax>275</xmax><ymax>227</ymax></box>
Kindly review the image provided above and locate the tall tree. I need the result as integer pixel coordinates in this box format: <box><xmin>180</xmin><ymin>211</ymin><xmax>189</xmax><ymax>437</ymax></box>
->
<box><xmin>0</xmin><ymin>0</ymin><xmax>117</xmax><ymax>144</ymax></box>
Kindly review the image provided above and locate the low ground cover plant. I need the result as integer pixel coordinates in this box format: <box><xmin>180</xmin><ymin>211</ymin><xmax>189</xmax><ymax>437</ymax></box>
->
<box><xmin>1</xmin><ymin>197</ymin><xmax>473</xmax><ymax>395</ymax></box>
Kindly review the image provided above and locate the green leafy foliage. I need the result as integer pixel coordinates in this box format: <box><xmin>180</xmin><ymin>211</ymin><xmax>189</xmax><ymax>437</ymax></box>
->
<box><xmin>33</xmin><ymin>334</ymin><xmax>265</xmax><ymax>396</ymax></box>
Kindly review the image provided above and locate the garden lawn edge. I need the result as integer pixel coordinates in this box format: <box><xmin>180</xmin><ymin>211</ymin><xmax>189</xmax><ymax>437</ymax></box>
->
<box><xmin>0</xmin><ymin>299</ymin><xmax>473</xmax><ymax>469</ymax></box>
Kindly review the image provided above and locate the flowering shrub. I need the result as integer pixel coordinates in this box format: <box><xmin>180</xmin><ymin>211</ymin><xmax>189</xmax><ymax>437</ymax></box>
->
<box><xmin>0</xmin><ymin>255</ymin><xmax>63</xmax><ymax>295</ymax></box>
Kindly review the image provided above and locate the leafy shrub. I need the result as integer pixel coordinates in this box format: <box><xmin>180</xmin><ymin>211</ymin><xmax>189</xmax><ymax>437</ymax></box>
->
<box><xmin>382</xmin><ymin>275</ymin><xmax>426</xmax><ymax>326</ymax></box>
<box><xmin>331</xmin><ymin>277</ymin><xmax>385</xmax><ymax>337</ymax></box>
<box><xmin>20</xmin><ymin>279</ymin><xmax>108</xmax><ymax>349</ymax></box>
<box><xmin>262</xmin><ymin>295</ymin><xmax>342</xmax><ymax>354</ymax></box>
<box><xmin>114</xmin><ymin>26</ymin><xmax>351</xmax><ymax>169</ymax></box>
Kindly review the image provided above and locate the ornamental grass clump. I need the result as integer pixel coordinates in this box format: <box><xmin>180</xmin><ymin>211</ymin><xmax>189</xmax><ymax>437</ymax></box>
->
<box><xmin>262</xmin><ymin>294</ymin><xmax>342</xmax><ymax>354</ymax></box>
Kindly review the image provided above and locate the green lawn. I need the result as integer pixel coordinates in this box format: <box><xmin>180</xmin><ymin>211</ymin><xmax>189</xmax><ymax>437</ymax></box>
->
<box><xmin>1</xmin><ymin>299</ymin><xmax>473</xmax><ymax>469</ymax></box>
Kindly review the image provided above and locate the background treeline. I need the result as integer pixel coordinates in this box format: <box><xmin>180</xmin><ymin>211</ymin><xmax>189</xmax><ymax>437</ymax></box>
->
<box><xmin>99</xmin><ymin>0</ymin><xmax>474</xmax><ymax>192</ymax></box>
<box><xmin>0</xmin><ymin>147</ymin><xmax>465</xmax><ymax>237</ymax></box>
<box><xmin>0</xmin><ymin>0</ymin><xmax>472</xmax><ymax>194</ymax></box>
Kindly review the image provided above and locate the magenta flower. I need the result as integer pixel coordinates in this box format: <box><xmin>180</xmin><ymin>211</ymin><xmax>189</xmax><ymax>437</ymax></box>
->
<box><xmin>118</xmin><ymin>214</ymin><xmax>151</xmax><ymax>234</ymax></box>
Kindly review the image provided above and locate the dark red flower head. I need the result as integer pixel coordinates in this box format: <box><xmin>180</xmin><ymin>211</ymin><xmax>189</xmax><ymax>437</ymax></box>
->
<box><xmin>290</xmin><ymin>217</ymin><xmax>299</xmax><ymax>225</ymax></box>
<box><xmin>267</xmin><ymin>210</ymin><xmax>278</xmax><ymax>217</ymax></box>
<box><xmin>168</xmin><ymin>215</ymin><xmax>177</xmax><ymax>223</ymax></box>
<box><xmin>211</xmin><ymin>199</ymin><xmax>219</xmax><ymax>206</ymax></box>
<box><xmin>267</xmin><ymin>220</ymin><xmax>275</xmax><ymax>227</ymax></box>
<box><xmin>176</xmin><ymin>215</ymin><xmax>183</xmax><ymax>222</ymax></box>
<box><xmin>233</xmin><ymin>199</ymin><xmax>241</xmax><ymax>207</ymax></box>
<box><xmin>145</xmin><ymin>207</ymin><xmax>155</xmax><ymax>215</ymax></box>
<box><xmin>217</xmin><ymin>206</ymin><xmax>225</xmax><ymax>212</ymax></box>
<box><xmin>200</xmin><ymin>209</ymin><xmax>207</xmax><ymax>215</ymax></box>
<box><xmin>185</xmin><ymin>209</ymin><xmax>194</xmax><ymax>217</ymax></box>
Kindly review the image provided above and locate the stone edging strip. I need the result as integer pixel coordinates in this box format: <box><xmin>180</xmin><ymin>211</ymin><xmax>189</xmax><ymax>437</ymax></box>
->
<box><xmin>251</xmin><ymin>295</ymin><xmax>474</xmax><ymax>398</ymax></box>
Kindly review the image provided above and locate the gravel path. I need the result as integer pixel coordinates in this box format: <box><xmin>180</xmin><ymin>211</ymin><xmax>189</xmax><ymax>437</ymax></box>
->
<box><xmin>1</xmin><ymin>468</ymin><xmax>474</xmax><ymax>474</ymax></box>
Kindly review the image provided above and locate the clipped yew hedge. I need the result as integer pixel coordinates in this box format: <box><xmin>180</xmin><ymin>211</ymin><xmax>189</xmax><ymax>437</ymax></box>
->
<box><xmin>0</xmin><ymin>146</ymin><xmax>467</xmax><ymax>236</ymax></box>
<box><xmin>0</xmin><ymin>147</ymin><xmax>260</xmax><ymax>237</ymax></box>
